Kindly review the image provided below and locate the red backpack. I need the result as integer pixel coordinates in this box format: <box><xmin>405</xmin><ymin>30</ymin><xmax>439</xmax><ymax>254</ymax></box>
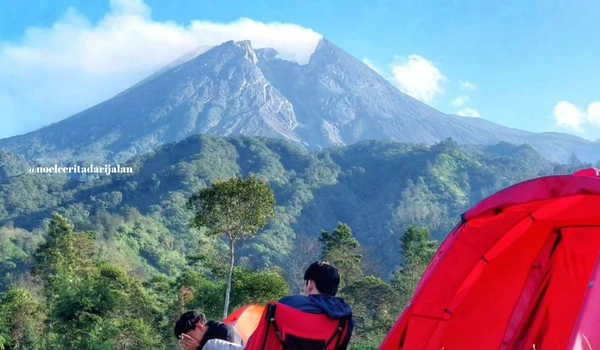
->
<box><xmin>244</xmin><ymin>302</ymin><xmax>352</xmax><ymax>350</ymax></box>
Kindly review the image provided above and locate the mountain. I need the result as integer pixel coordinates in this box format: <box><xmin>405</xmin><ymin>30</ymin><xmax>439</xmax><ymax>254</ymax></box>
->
<box><xmin>450</xmin><ymin>115</ymin><xmax>600</xmax><ymax>162</ymax></box>
<box><xmin>128</xmin><ymin>45</ymin><xmax>212</xmax><ymax>90</ymax></box>
<box><xmin>0</xmin><ymin>38</ymin><xmax>598</xmax><ymax>163</ymax></box>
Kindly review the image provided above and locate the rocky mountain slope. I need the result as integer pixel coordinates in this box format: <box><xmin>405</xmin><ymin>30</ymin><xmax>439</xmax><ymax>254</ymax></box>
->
<box><xmin>0</xmin><ymin>38</ymin><xmax>597</xmax><ymax>163</ymax></box>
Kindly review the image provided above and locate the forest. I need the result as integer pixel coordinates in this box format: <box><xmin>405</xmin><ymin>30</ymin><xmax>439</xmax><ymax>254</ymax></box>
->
<box><xmin>0</xmin><ymin>135</ymin><xmax>593</xmax><ymax>349</ymax></box>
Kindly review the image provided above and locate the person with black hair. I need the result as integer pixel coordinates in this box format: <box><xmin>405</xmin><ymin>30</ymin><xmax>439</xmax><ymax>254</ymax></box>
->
<box><xmin>174</xmin><ymin>311</ymin><xmax>244</xmax><ymax>350</ymax></box>
<box><xmin>277</xmin><ymin>260</ymin><xmax>355</xmax><ymax>349</ymax></box>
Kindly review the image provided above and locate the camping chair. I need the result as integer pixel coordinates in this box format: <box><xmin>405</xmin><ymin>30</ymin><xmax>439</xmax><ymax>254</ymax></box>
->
<box><xmin>244</xmin><ymin>302</ymin><xmax>351</xmax><ymax>350</ymax></box>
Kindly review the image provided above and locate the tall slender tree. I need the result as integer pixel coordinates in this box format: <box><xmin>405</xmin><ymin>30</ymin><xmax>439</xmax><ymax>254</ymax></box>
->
<box><xmin>319</xmin><ymin>222</ymin><xmax>363</xmax><ymax>288</ymax></box>
<box><xmin>187</xmin><ymin>175</ymin><xmax>276</xmax><ymax>318</ymax></box>
<box><xmin>33</xmin><ymin>214</ymin><xmax>96</xmax><ymax>300</ymax></box>
<box><xmin>392</xmin><ymin>226</ymin><xmax>438</xmax><ymax>307</ymax></box>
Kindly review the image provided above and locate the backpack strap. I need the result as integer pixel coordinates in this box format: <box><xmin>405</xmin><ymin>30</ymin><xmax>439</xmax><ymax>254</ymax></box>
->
<box><xmin>260</xmin><ymin>304</ymin><xmax>275</xmax><ymax>350</ymax></box>
<box><xmin>261</xmin><ymin>304</ymin><xmax>288</xmax><ymax>350</ymax></box>
<box><xmin>322</xmin><ymin>317</ymin><xmax>348</xmax><ymax>350</ymax></box>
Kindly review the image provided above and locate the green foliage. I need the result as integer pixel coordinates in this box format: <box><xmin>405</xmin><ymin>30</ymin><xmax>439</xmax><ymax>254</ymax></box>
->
<box><xmin>33</xmin><ymin>214</ymin><xmax>97</xmax><ymax>302</ymax></box>
<box><xmin>229</xmin><ymin>267</ymin><xmax>289</xmax><ymax>309</ymax></box>
<box><xmin>188</xmin><ymin>174</ymin><xmax>277</xmax><ymax>318</ymax></box>
<box><xmin>172</xmin><ymin>269</ymin><xmax>223</xmax><ymax>320</ymax></box>
<box><xmin>320</xmin><ymin>223</ymin><xmax>361</xmax><ymax>259</ymax></box>
<box><xmin>49</xmin><ymin>261</ymin><xmax>163</xmax><ymax>349</ymax></box>
<box><xmin>0</xmin><ymin>136</ymin><xmax>561</xmax><ymax>284</ymax></box>
<box><xmin>343</xmin><ymin>276</ymin><xmax>397</xmax><ymax>329</ymax></box>
<box><xmin>0</xmin><ymin>226</ymin><xmax>44</xmax><ymax>292</ymax></box>
<box><xmin>1</xmin><ymin>216</ymin><xmax>167</xmax><ymax>350</ymax></box>
<box><xmin>285</xmin><ymin>233</ymin><xmax>321</xmax><ymax>293</ymax></box>
<box><xmin>392</xmin><ymin>226</ymin><xmax>438</xmax><ymax>308</ymax></box>
<box><xmin>187</xmin><ymin>175</ymin><xmax>276</xmax><ymax>242</ymax></box>
<box><xmin>317</xmin><ymin>223</ymin><xmax>398</xmax><ymax>345</ymax></box>
<box><xmin>320</xmin><ymin>223</ymin><xmax>363</xmax><ymax>287</ymax></box>
<box><xmin>399</xmin><ymin>226</ymin><xmax>438</xmax><ymax>269</ymax></box>
<box><xmin>0</xmin><ymin>136</ymin><xmax>584</xmax><ymax>348</ymax></box>
<box><xmin>0</xmin><ymin>287</ymin><xmax>45</xmax><ymax>350</ymax></box>
<box><xmin>0</xmin><ymin>151</ymin><xmax>30</xmax><ymax>182</ymax></box>
<box><xmin>318</xmin><ymin>223</ymin><xmax>435</xmax><ymax>347</ymax></box>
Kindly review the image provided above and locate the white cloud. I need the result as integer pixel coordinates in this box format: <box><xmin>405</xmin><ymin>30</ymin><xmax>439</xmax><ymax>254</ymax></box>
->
<box><xmin>0</xmin><ymin>0</ymin><xmax>322</xmax><ymax>139</ymax></box>
<box><xmin>553</xmin><ymin>101</ymin><xmax>585</xmax><ymax>132</ymax></box>
<box><xmin>553</xmin><ymin>100</ymin><xmax>600</xmax><ymax>133</ymax></box>
<box><xmin>451</xmin><ymin>95</ymin><xmax>470</xmax><ymax>107</ymax></box>
<box><xmin>364</xmin><ymin>55</ymin><xmax>479</xmax><ymax>114</ymax></box>
<box><xmin>457</xmin><ymin>108</ymin><xmax>481</xmax><ymax>118</ymax></box>
<box><xmin>452</xmin><ymin>94</ymin><xmax>480</xmax><ymax>118</ymax></box>
<box><xmin>587</xmin><ymin>102</ymin><xmax>600</xmax><ymax>125</ymax></box>
<box><xmin>459</xmin><ymin>80</ymin><xmax>477</xmax><ymax>91</ymax></box>
<box><xmin>390</xmin><ymin>54</ymin><xmax>447</xmax><ymax>103</ymax></box>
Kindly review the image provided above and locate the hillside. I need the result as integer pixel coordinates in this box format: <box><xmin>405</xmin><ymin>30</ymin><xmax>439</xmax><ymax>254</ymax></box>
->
<box><xmin>0</xmin><ymin>39</ymin><xmax>598</xmax><ymax>164</ymax></box>
<box><xmin>0</xmin><ymin>135</ymin><xmax>569</xmax><ymax>291</ymax></box>
<box><xmin>451</xmin><ymin>115</ymin><xmax>600</xmax><ymax>161</ymax></box>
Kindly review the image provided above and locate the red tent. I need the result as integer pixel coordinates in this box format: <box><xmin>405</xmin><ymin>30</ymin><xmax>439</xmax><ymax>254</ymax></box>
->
<box><xmin>224</xmin><ymin>305</ymin><xmax>265</xmax><ymax>343</ymax></box>
<box><xmin>380</xmin><ymin>168</ymin><xmax>600</xmax><ymax>350</ymax></box>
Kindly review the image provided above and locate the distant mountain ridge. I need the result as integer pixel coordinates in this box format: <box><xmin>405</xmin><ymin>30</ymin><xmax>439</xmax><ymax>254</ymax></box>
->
<box><xmin>0</xmin><ymin>135</ymin><xmax>560</xmax><ymax>280</ymax></box>
<box><xmin>0</xmin><ymin>38</ymin><xmax>597</xmax><ymax>163</ymax></box>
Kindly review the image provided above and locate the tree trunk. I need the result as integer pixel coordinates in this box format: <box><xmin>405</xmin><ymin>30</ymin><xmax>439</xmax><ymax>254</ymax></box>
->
<box><xmin>223</xmin><ymin>238</ymin><xmax>235</xmax><ymax>319</ymax></box>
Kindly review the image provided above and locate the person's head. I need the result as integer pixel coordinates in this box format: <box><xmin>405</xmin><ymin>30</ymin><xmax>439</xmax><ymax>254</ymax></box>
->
<box><xmin>303</xmin><ymin>260</ymin><xmax>340</xmax><ymax>296</ymax></box>
<box><xmin>174</xmin><ymin>311</ymin><xmax>208</xmax><ymax>342</ymax></box>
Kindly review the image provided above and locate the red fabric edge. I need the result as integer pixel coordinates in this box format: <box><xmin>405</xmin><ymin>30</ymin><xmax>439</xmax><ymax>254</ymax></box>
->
<box><xmin>379</xmin><ymin>169</ymin><xmax>600</xmax><ymax>349</ymax></box>
<box><xmin>378</xmin><ymin>221</ymin><xmax>465</xmax><ymax>349</ymax></box>
<box><xmin>465</xmin><ymin>174</ymin><xmax>600</xmax><ymax>220</ymax></box>
<box><xmin>568</xmin><ymin>253</ymin><xmax>600</xmax><ymax>349</ymax></box>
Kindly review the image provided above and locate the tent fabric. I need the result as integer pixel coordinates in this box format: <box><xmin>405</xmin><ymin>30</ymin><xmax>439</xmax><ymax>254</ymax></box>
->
<box><xmin>379</xmin><ymin>169</ymin><xmax>600</xmax><ymax>350</ymax></box>
<box><xmin>224</xmin><ymin>305</ymin><xmax>265</xmax><ymax>343</ymax></box>
<box><xmin>244</xmin><ymin>302</ymin><xmax>351</xmax><ymax>350</ymax></box>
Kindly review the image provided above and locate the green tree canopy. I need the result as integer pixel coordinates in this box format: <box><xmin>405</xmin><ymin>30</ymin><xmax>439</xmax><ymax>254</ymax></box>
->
<box><xmin>32</xmin><ymin>214</ymin><xmax>96</xmax><ymax>298</ymax></box>
<box><xmin>187</xmin><ymin>174</ymin><xmax>276</xmax><ymax>317</ymax></box>
<box><xmin>0</xmin><ymin>287</ymin><xmax>45</xmax><ymax>350</ymax></box>
<box><xmin>392</xmin><ymin>226</ymin><xmax>438</xmax><ymax>308</ymax></box>
<box><xmin>319</xmin><ymin>222</ymin><xmax>363</xmax><ymax>288</ymax></box>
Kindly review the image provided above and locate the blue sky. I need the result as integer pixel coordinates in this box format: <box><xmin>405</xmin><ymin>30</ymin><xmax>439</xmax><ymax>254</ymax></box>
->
<box><xmin>1</xmin><ymin>0</ymin><xmax>599</xmax><ymax>140</ymax></box>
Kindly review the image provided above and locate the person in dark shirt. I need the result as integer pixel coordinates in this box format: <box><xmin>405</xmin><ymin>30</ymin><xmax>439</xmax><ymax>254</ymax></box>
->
<box><xmin>174</xmin><ymin>311</ymin><xmax>244</xmax><ymax>350</ymax></box>
<box><xmin>278</xmin><ymin>261</ymin><xmax>355</xmax><ymax>349</ymax></box>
